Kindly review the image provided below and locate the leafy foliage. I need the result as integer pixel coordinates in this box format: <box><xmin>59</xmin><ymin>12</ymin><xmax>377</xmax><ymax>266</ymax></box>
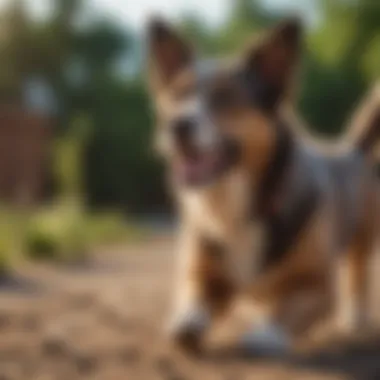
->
<box><xmin>0</xmin><ymin>0</ymin><xmax>377</xmax><ymax>213</ymax></box>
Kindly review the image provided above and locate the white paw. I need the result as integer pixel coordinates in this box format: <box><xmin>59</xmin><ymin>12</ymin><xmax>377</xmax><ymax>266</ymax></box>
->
<box><xmin>334</xmin><ymin>307</ymin><xmax>368</xmax><ymax>336</ymax></box>
<box><xmin>241</xmin><ymin>322</ymin><xmax>291</xmax><ymax>355</ymax></box>
<box><xmin>166</xmin><ymin>305</ymin><xmax>210</xmax><ymax>338</ymax></box>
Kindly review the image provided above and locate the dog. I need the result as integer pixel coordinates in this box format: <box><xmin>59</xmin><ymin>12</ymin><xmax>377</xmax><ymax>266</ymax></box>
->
<box><xmin>146</xmin><ymin>18</ymin><xmax>380</xmax><ymax>354</ymax></box>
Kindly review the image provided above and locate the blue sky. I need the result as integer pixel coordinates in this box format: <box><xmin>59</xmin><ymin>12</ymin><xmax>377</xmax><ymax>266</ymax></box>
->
<box><xmin>0</xmin><ymin>0</ymin><xmax>316</xmax><ymax>29</ymax></box>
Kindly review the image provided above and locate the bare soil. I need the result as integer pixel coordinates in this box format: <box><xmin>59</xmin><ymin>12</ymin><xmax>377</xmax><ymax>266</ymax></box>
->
<box><xmin>0</xmin><ymin>233</ymin><xmax>379</xmax><ymax>380</ymax></box>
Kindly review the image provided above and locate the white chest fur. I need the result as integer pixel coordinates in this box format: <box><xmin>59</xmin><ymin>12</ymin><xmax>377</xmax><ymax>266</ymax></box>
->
<box><xmin>179</xmin><ymin>171</ymin><xmax>267</xmax><ymax>284</ymax></box>
<box><xmin>180</xmin><ymin>171</ymin><xmax>248</xmax><ymax>238</ymax></box>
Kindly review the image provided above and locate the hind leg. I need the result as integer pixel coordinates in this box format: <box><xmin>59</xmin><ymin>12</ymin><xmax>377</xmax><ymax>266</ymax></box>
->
<box><xmin>335</xmin><ymin>246</ymin><xmax>371</xmax><ymax>334</ymax></box>
<box><xmin>335</xmin><ymin>203</ymin><xmax>377</xmax><ymax>335</ymax></box>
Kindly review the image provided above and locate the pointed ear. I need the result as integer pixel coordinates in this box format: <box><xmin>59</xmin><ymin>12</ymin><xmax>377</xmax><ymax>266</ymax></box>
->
<box><xmin>147</xmin><ymin>18</ymin><xmax>193</xmax><ymax>94</ymax></box>
<box><xmin>244</xmin><ymin>19</ymin><xmax>303</xmax><ymax>107</ymax></box>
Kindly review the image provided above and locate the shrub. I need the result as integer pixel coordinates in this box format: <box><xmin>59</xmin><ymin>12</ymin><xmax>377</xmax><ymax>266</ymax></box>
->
<box><xmin>25</xmin><ymin>203</ymin><xmax>89</xmax><ymax>262</ymax></box>
<box><xmin>0</xmin><ymin>209</ymin><xmax>26</xmax><ymax>273</ymax></box>
<box><xmin>25</xmin><ymin>209</ymin><xmax>65</xmax><ymax>260</ymax></box>
<box><xmin>24</xmin><ymin>204</ymin><xmax>141</xmax><ymax>262</ymax></box>
<box><xmin>84</xmin><ymin>212</ymin><xmax>141</xmax><ymax>246</ymax></box>
<box><xmin>0</xmin><ymin>238</ymin><xmax>14</xmax><ymax>275</ymax></box>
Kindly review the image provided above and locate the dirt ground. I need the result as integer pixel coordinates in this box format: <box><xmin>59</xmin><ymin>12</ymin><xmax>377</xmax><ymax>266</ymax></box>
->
<box><xmin>0</xmin><ymin>233</ymin><xmax>379</xmax><ymax>380</ymax></box>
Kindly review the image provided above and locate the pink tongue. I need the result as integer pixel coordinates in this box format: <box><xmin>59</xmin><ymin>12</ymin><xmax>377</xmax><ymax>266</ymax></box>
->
<box><xmin>181</xmin><ymin>153</ymin><xmax>219</xmax><ymax>182</ymax></box>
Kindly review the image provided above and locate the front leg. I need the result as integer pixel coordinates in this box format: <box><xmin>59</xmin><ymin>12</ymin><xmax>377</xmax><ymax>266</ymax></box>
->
<box><xmin>241</xmin><ymin>211</ymin><xmax>333</xmax><ymax>352</ymax></box>
<box><xmin>168</xmin><ymin>227</ymin><xmax>235</xmax><ymax>354</ymax></box>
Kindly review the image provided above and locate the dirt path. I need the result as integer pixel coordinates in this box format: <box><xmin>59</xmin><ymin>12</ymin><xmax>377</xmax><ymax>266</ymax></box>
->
<box><xmin>0</xmin><ymin>234</ymin><xmax>378</xmax><ymax>380</ymax></box>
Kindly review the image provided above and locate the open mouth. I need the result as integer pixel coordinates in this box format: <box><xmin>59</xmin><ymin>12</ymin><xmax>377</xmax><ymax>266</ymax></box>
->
<box><xmin>173</xmin><ymin>139</ymin><xmax>241</xmax><ymax>187</ymax></box>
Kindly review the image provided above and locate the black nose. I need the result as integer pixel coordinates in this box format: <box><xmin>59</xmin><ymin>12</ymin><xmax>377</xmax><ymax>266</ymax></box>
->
<box><xmin>172</xmin><ymin>117</ymin><xmax>195</xmax><ymax>144</ymax></box>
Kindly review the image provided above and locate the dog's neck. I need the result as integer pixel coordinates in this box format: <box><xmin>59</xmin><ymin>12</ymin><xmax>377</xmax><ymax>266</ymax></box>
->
<box><xmin>255</xmin><ymin>118</ymin><xmax>295</xmax><ymax>218</ymax></box>
<box><xmin>253</xmin><ymin>115</ymin><xmax>321</xmax><ymax>271</ymax></box>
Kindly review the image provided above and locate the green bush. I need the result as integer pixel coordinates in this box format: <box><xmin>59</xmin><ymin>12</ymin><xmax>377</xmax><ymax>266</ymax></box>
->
<box><xmin>84</xmin><ymin>212</ymin><xmax>142</xmax><ymax>246</ymax></box>
<box><xmin>0</xmin><ymin>209</ymin><xmax>26</xmax><ymax>273</ymax></box>
<box><xmin>0</xmin><ymin>238</ymin><xmax>14</xmax><ymax>275</ymax></box>
<box><xmin>25</xmin><ymin>203</ymin><xmax>88</xmax><ymax>262</ymax></box>
<box><xmin>26</xmin><ymin>226</ymin><xmax>59</xmax><ymax>260</ymax></box>
<box><xmin>24</xmin><ymin>204</ymin><xmax>141</xmax><ymax>262</ymax></box>
<box><xmin>0</xmin><ymin>202</ymin><xmax>144</xmax><ymax>266</ymax></box>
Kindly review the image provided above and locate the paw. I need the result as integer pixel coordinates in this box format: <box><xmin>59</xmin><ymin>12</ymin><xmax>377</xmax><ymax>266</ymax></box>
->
<box><xmin>166</xmin><ymin>306</ymin><xmax>210</xmax><ymax>355</ymax></box>
<box><xmin>334</xmin><ymin>308</ymin><xmax>368</xmax><ymax>337</ymax></box>
<box><xmin>330</xmin><ymin>311</ymin><xmax>373</xmax><ymax>348</ymax></box>
<box><xmin>241</xmin><ymin>322</ymin><xmax>291</xmax><ymax>356</ymax></box>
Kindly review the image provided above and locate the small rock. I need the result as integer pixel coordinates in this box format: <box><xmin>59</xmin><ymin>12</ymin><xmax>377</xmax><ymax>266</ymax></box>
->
<box><xmin>0</xmin><ymin>313</ymin><xmax>11</xmax><ymax>330</ymax></box>
<box><xmin>21</xmin><ymin>361</ymin><xmax>38</xmax><ymax>378</ymax></box>
<box><xmin>119</xmin><ymin>345</ymin><xmax>140</xmax><ymax>365</ymax></box>
<box><xmin>41</xmin><ymin>336</ymin><xmax>68</xmax><ymax>357</ymax></box>
<box><xmin>0</xmin><ymin>366</ymin><xmax>20</xmax><ymax>380</ymax></box>
<box><xmin>99</xmin><ymin>307</ymin><xmax>136</xmax><ymax>332</ymax></box>
<box><xmin>224</xmin><ymin>376</ymin><xmax>243</xmax><ymax>380</ymax></box>
<box><xmin>154</xmin><ymin>355</ymin><xmax>181</xmax><ymax>379</ymax></box>
<box><xmin>73</xmin><ymin>353</ymin><xmax>98</xmax><ymax>374</ymax></box>
<box><xmin>167</xmin><ymin>374</ymin><xmax>187</xmax><ymax>380</ymax></box>
<box><xmin>23</xmin><ymin>314</ymin><xmax>41</xmax><ymax>331</ymax></box>
<box><xmin>68</xmin><ymin>293</ymin><xmax>97</xmax><ymax>310</ymax></box>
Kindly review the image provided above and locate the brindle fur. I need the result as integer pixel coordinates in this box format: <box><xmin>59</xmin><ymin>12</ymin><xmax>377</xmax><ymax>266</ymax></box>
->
<box><xmin>147</xmin><ymin>18</ymin><xmax>380</xmax><ymax>353</ymax></box>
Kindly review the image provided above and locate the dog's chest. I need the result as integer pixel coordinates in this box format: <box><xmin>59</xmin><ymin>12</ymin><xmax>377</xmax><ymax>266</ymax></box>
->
<box><xmin>180</xmin><ymin>171</ymin><xmax>266</xmax><ymax>283</ymax></box>
<box><xmin>181</xmin><ymin>171</ymin><xmax>250</xmax><ymax>237</ymax></box>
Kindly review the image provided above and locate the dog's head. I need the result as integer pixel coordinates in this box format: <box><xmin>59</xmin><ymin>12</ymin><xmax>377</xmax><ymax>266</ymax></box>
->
<box><xmin>147</xmin><ymin>19</ymin><xmax>302</xmax><ymax>188</ymax></box>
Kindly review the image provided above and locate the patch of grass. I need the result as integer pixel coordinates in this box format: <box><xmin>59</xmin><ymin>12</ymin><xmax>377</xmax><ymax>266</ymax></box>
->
<box><xmin>0</xmin><ymin>202</ymin><xmax>144</xmax><ymax>266</ymax></box>
<box><xmin>0</xmin><ymin>237</ymin><xmax>15</xmax><ymax>275</ymax></box>
<box><xmin>0</xmin><ymin>210</ymin><xmax>26</xmax><ymax>274</ymax></box>
<box><xmin>26</xmin><ymin>227</ymin><xmax>59</xmax><ymax>260</ymax></box>
<box><xmin>24</xmin><ymin>203</ymin><xmax>144</xmax><ymax>262</ymax></box>
<box><xmin>25</xmin><ymin>202</ymin><xmax>88</xmax><ymax>262</ymax></box>
<box><xmin>83</xmin><ymin>212</ymin><xmax>144</xmax><ymax>247</ymax></box>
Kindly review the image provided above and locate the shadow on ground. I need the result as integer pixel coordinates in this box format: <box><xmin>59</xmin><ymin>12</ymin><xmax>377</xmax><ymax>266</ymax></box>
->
<box><xmin>0</xmin><ymin>273</ymin><xmax>46</xmax><ymax>295</ymax></box>
<box><xmin>206</xmin><ymin>338</ymin><xmax>380</xmax><ymax>380</ymax></box>
<box><xmin>293</xmin><ymin>340</ymin><xmax>380</xmax><ymax>380</ymax></box>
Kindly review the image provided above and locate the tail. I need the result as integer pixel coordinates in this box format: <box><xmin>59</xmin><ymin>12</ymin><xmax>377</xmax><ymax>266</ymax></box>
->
<box><xmin>346</xmin><ymin>83</ymin><xmax>380</xmax><ymax>162</ymax></box>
